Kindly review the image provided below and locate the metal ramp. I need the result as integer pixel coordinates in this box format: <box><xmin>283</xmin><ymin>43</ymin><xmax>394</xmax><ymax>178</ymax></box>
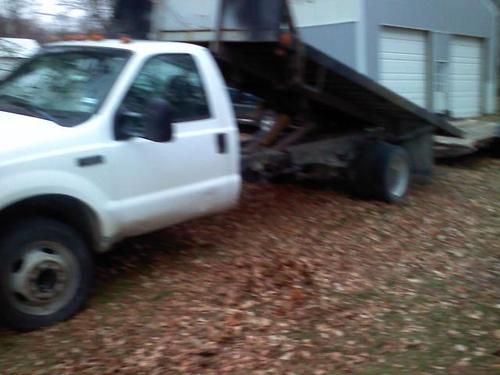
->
<box><xmin>434</xmin><ymin>120</ymin><xmax>500</xmax><ymax>158</ymax></box>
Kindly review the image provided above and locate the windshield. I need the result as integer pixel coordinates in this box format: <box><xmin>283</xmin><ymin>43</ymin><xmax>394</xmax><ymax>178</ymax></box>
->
<box><xmin>0</xmin><ymin>47</ymin><xmax>131</xmax><ymax>127</ymax></box>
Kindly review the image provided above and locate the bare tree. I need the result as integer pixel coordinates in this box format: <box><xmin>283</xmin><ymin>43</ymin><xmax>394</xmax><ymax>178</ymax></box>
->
<box><xmin>0</xmin><ymin>0</ymin><xmax>35</xmax><ymax>36</ymax></box>
<box><xmin>57</xmin><ymin>0</ymin><xmax>113</xmax><ymax>32</ymax></box>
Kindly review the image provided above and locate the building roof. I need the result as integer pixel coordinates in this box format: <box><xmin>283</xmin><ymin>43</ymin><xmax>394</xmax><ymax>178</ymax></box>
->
<box><xmin>0</xmin><ymin>38</ymin><xmax>39</xmax><ymax>59</ymax></box>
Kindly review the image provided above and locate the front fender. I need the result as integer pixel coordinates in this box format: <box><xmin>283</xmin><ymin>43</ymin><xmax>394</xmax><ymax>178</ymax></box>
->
<box><xmin>0</xmin><ymin>170</ymin><xmax>118</xmax><ymax>249</ymax></box>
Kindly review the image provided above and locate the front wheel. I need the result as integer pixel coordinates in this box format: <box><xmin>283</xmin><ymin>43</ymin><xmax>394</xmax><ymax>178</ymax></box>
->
<box><xmin>0</xmin><ymin>218</ymin><xmax>94</xmax><ymax>331</ymax></box>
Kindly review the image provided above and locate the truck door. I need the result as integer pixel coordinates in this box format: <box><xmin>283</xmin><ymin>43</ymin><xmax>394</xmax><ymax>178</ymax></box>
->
<box><xmin>111</xmin><ymin>53</ymin><xmax>240</xmax><ymax>235</ymax></box>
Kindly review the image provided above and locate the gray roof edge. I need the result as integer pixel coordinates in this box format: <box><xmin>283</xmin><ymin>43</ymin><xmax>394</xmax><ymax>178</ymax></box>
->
<box><xmin>481</xmin><ymin>0</ymin><xmax>499</xmax><ymax>16</ymax></box>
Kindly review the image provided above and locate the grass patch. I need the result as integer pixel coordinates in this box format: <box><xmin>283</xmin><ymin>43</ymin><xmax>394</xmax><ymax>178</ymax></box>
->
<box><xmin>355</xmin><ymin>273</ymin><xmax>500</xmax><ymax>374</ymax></box>
<box><xmin>91</xmin><ymin>277</ymin><xmax>137</xmax><ymax>305</ymax></box>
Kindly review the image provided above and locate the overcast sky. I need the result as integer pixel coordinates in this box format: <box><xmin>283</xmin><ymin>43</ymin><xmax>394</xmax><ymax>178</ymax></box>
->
<box><xmin>37</xmin><ymin>0</ymin><xmax>87</xmax><ymax>21</ymax></box>
<box><xmin>38</xmin><ymin>0</ymin><xmax>60</xmax><ymax>14</ymax></box>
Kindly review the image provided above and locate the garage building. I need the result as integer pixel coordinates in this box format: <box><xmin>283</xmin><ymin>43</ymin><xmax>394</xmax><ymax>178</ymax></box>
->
<box><xmin>291</xmin><ymin>0</ymin><xmax>498</xmax><ymax>118</ymax></box>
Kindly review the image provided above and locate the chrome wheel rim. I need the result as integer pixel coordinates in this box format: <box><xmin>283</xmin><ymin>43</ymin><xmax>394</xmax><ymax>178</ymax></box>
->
<box><xmin>7</xmin><ymin>242</ymin><xmax>79</xmax><ymax>316</ymax></box>
<box><xmin>387</xmin><ymin>154</ymin><xmax>410</xmax><ymax>199</ymax></box>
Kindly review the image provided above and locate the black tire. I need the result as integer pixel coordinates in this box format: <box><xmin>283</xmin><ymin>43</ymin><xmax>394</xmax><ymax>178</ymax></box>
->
<box><xmin>0</xmin><ymin>218</ymin><xmax>94</xmax><ymax>331</ymax></box>
<box><xmin>354</xmin><ymin>142</ymin><xmax>411</xmax><ymax>203</ymax></box>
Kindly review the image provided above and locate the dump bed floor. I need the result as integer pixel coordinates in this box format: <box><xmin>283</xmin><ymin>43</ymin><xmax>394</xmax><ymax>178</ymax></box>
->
<box><xmin>213</xmin><ymin>42</ymin><xmax>463</xmax><ymax>139</ymax></box>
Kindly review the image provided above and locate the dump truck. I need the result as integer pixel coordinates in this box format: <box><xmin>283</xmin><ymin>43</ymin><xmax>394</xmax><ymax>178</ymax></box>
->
<box><xmin>0</xmin><ymin>0</ymin><xmax>462</xmax><ymax>331</ymax></box>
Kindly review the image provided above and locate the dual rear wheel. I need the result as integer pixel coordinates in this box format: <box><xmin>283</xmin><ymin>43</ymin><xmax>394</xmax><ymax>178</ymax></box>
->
<box><xmin>354</xmin><ymin>142</ymin><xmax>411</xmax><ymax>203</ymax></box>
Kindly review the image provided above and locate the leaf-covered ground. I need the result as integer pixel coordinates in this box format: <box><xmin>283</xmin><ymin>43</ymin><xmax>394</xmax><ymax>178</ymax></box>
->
<box><xmin>1</xmin><ymin>155</ymin><xmax>499</xmax><ymax>375</ymax></box>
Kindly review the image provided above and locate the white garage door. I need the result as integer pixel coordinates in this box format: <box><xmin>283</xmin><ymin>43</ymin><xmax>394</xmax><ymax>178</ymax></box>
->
<box><xmin>450</xmin><ymin>36</ymin><xmax>482</xmax><ymax>118</ymax></box>
<box><xmin>379</xmin><ymin>27</ymin><xmax>427</xmax><ymax>108</ymax></box>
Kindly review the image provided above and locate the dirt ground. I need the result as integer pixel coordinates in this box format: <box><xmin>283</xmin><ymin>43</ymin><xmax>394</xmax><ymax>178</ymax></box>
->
<box><xmin>0</xmin><ymin>155</ymin><xmax>499</xmax><ymax>375</ymax></box>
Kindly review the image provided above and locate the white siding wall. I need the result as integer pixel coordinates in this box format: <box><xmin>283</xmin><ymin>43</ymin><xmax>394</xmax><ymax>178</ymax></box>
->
<box><xmin>290</xmin><ymin>0</ymin><xmax>361</xmax><ymax>28</ymax></box>
<box><xmin>152</xmin><ymin>0</ymin><xmax>220</xmax><ymax>31</ymax></box>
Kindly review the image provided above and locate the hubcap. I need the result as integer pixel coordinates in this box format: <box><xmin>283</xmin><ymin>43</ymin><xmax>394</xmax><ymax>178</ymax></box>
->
<box><xmin>387</xmin><ymin>154</ymin><xmax>410</xmax><ymax>199</ymax></box>
<box><xmin>259</xmin><ymin>112</ymin><xmax>276</xmax><ymax>131</ymax></box>
<box><xmin>8</xmin><ymin>242</ymin><xmax>79</xmax><ymax>316</ymax></box>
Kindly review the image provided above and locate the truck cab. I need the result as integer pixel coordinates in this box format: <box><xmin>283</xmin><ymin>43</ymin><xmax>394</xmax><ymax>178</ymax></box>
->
<box><xmin>0</xmin><ymin>40</ymin><xmax>241</xmax><ymax>331</ymax></box>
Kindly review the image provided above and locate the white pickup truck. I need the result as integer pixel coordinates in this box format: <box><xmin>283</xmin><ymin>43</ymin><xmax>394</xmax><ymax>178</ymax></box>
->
<box><xmin>0</xmin><ymin>40</ymin><xmax>241</xmax><ymax>331</ymax></box>
<box><xmin>0</xmin><ymin>24</ymin><xmax>458</xmax><ymax>330</ymax></box>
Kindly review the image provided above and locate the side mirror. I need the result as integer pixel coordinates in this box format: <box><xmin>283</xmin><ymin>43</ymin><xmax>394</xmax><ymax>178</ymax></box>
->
<box><xmin>142</xmin><ymin>98</ymin><xmax>174</xmax><ymax>143</ymax></box>
<box><xmin>116</xmin><ymin>98</ymin><xmax>174</xmax><ymax>143</ymax></box>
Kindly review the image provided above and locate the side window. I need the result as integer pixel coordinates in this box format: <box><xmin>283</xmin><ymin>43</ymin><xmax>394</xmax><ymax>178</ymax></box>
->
<box><xmin>121</xmin><ymin>54</ymin><xmax>211</xmax><ymax>123</ymax></box>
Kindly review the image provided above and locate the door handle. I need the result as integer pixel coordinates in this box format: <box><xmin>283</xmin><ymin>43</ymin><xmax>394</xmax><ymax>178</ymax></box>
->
<box><xmin>216</xmin><ymin>133</ymin><xmax>228</xmax><ymax>154</ymax></box>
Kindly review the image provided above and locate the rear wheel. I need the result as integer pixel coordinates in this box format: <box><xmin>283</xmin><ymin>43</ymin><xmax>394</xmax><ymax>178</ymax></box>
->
<box><xmin>354</xmin><ymin>142</ymin><xmax>411</xmax><ymax>203</ymax></box>
<box><xmin>0</xmin><ymin>218</ymin><xmax>94</xmax><ymax>331</ymax></box>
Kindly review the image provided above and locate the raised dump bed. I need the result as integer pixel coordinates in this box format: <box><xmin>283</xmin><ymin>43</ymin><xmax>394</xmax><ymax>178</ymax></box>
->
<box><xmin>114</xmin><ymin>0</ymin><xmax>461</xmax><ymax>137</ymax></box>
<box><xmin>113</xmin><ymin>0</ymin><xmax>464</xmax><ymax>202</ymax></box>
